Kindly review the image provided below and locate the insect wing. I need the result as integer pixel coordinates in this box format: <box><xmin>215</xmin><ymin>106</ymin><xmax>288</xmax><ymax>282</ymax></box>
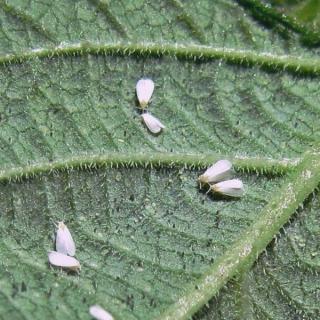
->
<box><xmin>48</xmin><ymin>251</ymin><xmax>80</xmax><ymax>271</ymax></box>
<box><xmin>136</xmin><ymin>78</ymin><xmax>154</xmax><ymax>108</ymax></box>
<box><xmin>89</xmin><ymin>305</ymin><xmax>113</xmax><ymax>320</ymax></box>
<box><xmin>141</xmin><ymin>113</ymin><xmax>165</xmax><ymax>134</ymax></box>
<box><xmin>212</xmin><ymin>179</ymin><xmax>244</xmax><ymax>197</ymax></box>
<box><xmin>199</xmin><ymin>159</ymin><xmax>232</xmax><ymax>184</ymax></box>
<box><xmin>56</xmin><ymin>222</ymin><xmax>76</xmax><ymax>256</ymax></box>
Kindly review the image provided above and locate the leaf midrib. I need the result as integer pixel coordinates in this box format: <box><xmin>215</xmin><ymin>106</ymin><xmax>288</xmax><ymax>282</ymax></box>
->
<box><xmin>0</xmin><ymin>1</ymin><xmax>318</xmax><ymax>319</ymax></box>
<box><xmin>1</xmin><ymin>42</ymin><xmax>320</xmax><ymax>77</ymax></box>
<box><xmin>0</xmin><ymin>151</ymin><xmax>298</xmax><ymax>183</ymax></box>
<box><xmin>156</xmin><ymin>150</ymin><xmax>320</xmax><ymax>320</ymax></box>
<box><xmin>0</xmin><ymin>149</ymin><xmax>311</xmax><ymax>320</ymax></box>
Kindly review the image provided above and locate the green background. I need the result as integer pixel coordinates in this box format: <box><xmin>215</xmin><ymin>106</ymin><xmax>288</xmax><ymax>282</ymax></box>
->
<box><xmin>0</xmin><ymin>1</ymin><xmax>319</xmax><ymax>319</ymax></box>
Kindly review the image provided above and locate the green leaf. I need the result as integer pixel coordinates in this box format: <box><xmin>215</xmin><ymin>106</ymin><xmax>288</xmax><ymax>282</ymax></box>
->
<box><xmin>194</xmin><ymin>190</ymin><xmax>320</xmax><ymax>319</ymax></box>
<box><xmin>238</xmin><ymin>0</ymin><xmax>320</xmax><ymax>45</ymax></box>
<box><xmin>266</xmin><ymin>0</ymin><xmax>320</xmax><ymax>27</ymax></box>
<box><xmin>0</xmin><ymin>1</ymin><xmax>319</xmax><ymax>319</ymax></box>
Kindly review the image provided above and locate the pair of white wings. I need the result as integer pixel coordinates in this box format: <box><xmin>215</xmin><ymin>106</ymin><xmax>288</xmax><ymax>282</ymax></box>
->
<box><xmin>56</xmin><ymin>223</ymin><xmax>76</xmax><ymax>256</ymax></box>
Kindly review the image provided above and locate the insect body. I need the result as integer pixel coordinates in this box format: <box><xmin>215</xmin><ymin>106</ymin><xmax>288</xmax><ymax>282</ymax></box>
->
<box><xmin>211</xmin><ymin>179</ymin><xmax>244</xmax><ymax>197</ymax></box>
<box><xmin>89</xmin><ymin>305</ymin><xmax>114</xmax><ymax>320</ymax></box>
<box><xmin>198</xmin><ymin>160</ymin><xmax>232</xmax><ymax>186</ymax></box>
<box><xmin>48</xmin><ymin>251</ymin><xmax>81</xmax><ymax>272</ymax></box>
<box><xmin>136</xmin><ymin>78</ymin><xmax>154</xmax><ymax>109</ymax></box>
<box><xmin>141</xmin><ymin>113</ymin><xmax>165</xmax><ymax>134</ymax></box>
<box><xmin>56</xmin><ymin>221</ymin><xmax>76</xmax><ymax>256</ymax></box>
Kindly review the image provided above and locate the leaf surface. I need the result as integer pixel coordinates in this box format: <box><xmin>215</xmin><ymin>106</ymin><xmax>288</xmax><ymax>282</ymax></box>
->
<box><xmin>0</xmin><ymin>1</ymin><xmax>319</xmax><ymax>319</ymax></box>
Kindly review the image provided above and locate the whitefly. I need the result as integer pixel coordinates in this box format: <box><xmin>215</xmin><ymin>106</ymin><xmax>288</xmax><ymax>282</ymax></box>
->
<box><xmin>211</xmin><ymin>179</ymin><xmax>244</xmax><ymax>197</ymax></box>
<box><xmin>141</xmin><ymin>112</ymin><xmax>165</xmax><ymax>134</ymax></box>
<box><xmin>136</xmin><ymin>78</ymin><xmax>154</xmax><ymax>109</ymax></box>
<box><xmin>48</xmin><ymin>251</ymin><xmax>81</xmax><ymax>272</ymax></box>
<box><xmin>198</xmin><ymin>159</ymin><xmax>232</xmax><ymax>186</ymax></box>
<box><xmin>55</xmin><ymin>221</ymin><xmax>76</xmax><ymax>256</ymax></box>
<box><xmin>89</xmin><ymin>305</ymin><xmax>114</xmax><ymax>320</ymax></box>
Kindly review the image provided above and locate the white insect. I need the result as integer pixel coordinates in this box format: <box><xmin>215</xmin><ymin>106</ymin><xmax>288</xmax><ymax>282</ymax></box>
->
<box><xmin>55</xmin><ymin>221</ymin><xmax>76</xmax><ymax>256</ymax></box>
<box><xmin>141</xmin><ymin>113</ymin><xmax>165</xmax><ymax>134</ymax></box>
<box><xmin>48</xmin><ymin>251</ymin><xmax>81</xmax><ymax>272</ymax></box>
<box><xmin>211</xmin><ymin>179</ymin><xmax>244</xmax><ymax>197</ymax></box>
<box><xmin>89</xmin><ymin>305</ymin><xmax>114</xmax><ymax>320</ymax></box>
<box><xmin>198</xmin><ymin>160</ymin><xmax>232</xmax><ymax>186</ymax></box>
<box><xmin>136</xmin><ymin>78</ymin><xmax>154</xmax><ymax>108</ymax></box>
